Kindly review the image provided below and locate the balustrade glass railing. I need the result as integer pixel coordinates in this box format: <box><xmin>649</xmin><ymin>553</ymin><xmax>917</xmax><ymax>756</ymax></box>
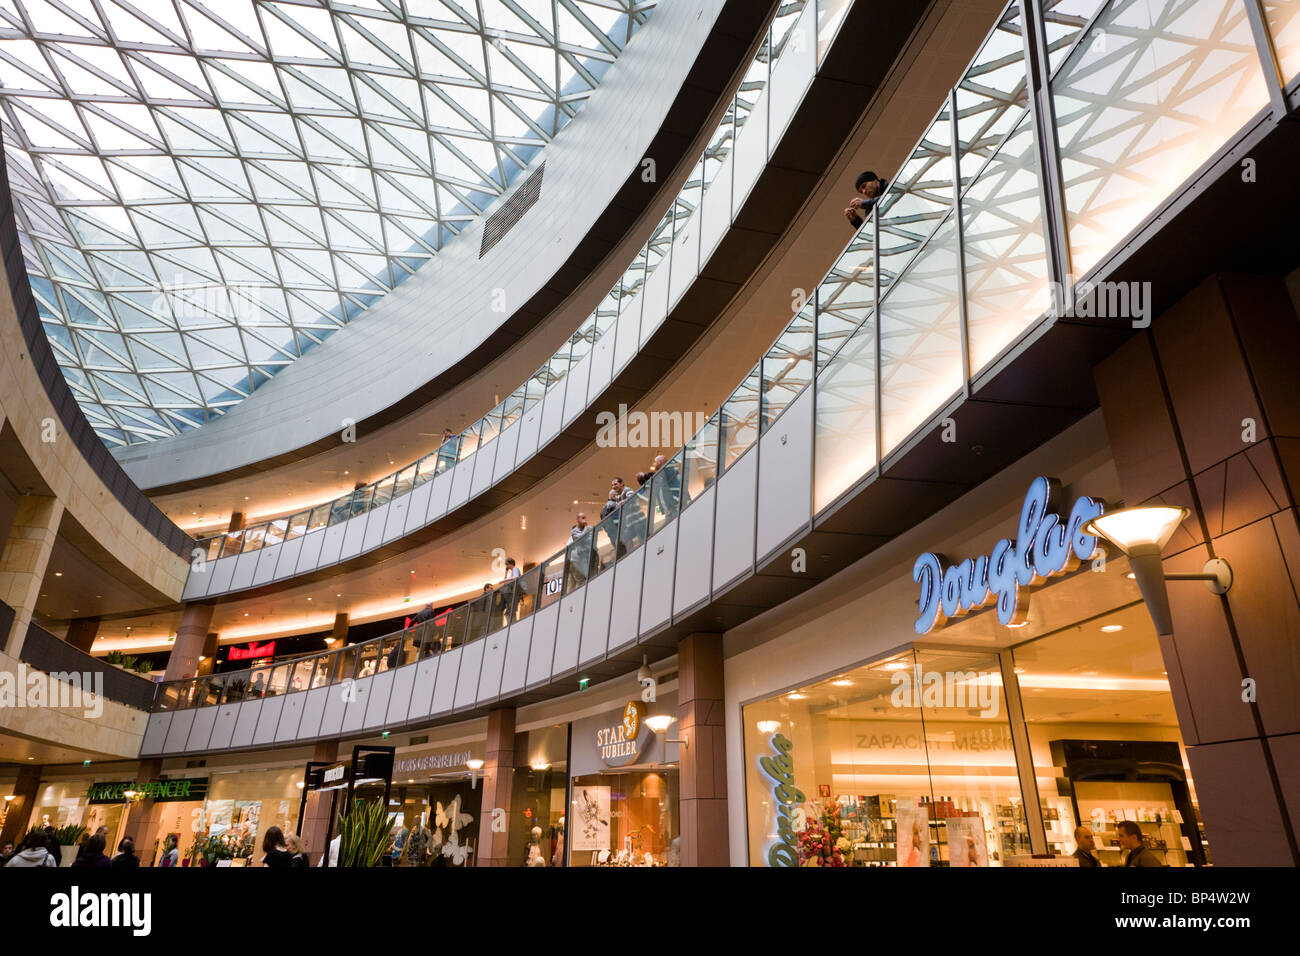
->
<box><xmin>161</xmin><ymin>0</ymin><xmax>1293</xmax><ymax>714</ymax></box>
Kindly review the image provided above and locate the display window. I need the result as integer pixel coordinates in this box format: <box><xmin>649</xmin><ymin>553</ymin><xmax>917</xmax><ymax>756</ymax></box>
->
<box><xmin>192</xmin><ymin>768</ymin><xmax>298</xmax><ymax>867</ymax></box>
<box><xmin>1014</xmin><ymin>602</ymin><xmax>1211</xmax><ymax>866</ymax></box>
<box><xmin>567</xmin><ymin>697</ymin><xmax>681</xmax><ymax>866</ymax></box>
<box><xmin>387</xmin><ymin>777</ymin><xmax>479</xmax><ymax>867</ymax></box>
<box><xmin>507</xmin><ymin>724</ymin><xmax>569</xmax><ymax>867</ymax></box>
<box><xmin>743</xmin><ymin>647</ymin><xmax>1026</xmax><ymax>867</ymax></box>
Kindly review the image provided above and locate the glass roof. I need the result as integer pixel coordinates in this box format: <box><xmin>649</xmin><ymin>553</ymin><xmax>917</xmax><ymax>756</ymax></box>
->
<box><xmin>0</xmin><ymin>0</ymin><xmax>657</xmax><ymax>446</ymax></box>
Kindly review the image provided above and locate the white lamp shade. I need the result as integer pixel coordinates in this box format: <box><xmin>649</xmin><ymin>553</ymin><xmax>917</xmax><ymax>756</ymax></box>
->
<box><xmin>1084</xmin><ymin>505</ymin><xmax>1189</xmax><ymax>555</ymax></box>
<box><xmin>644</xmin><ymin>715</ymin><xmax>675</xmax><ymax>733</ymax></box>
<box><xmin>466</xmin><ymin>758</ymin><xmax>485</xmax><ymax>770</ymax></box>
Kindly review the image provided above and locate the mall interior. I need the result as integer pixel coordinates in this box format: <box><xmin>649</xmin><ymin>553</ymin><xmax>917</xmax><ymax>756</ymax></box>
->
<box><xmin>1</xmin><ymin>0</ymin><xmax>1298</xmax><ymax>869</ymax></box>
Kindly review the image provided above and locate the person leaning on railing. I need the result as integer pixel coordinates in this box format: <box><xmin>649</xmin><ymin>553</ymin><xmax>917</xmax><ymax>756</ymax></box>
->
<box><xmin>844</xmin><ymin>171</ymin><xmax>887</xmax><ymax>229</ymax></box>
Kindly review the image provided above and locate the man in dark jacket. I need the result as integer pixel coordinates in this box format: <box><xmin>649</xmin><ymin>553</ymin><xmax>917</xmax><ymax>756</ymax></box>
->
<box><xmin>70</xmin><ymin>834</ymin><xmax>112</xmax><ymax>868</ymax></box>
<box><xmin>112</xmin><ymin>837</ymin><xmax>140</xmax><ymax>869</ymax></box>
<box><xmin>845</xmin><ymin>170</ymin><xmax>887</xmax><ymax>229</ymax></box>
<box><xmin>1072</xmin><ymin>825</ymin><xmax>1102</xmax><ymax>867</ymax></box>
<box><xmin>1116</xmin><ymin>820</ymin><xmax>1164</xmax><ymax>867</ymax></box>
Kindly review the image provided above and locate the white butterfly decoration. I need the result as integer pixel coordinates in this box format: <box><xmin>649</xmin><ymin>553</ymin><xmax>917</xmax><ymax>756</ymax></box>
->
<box><xmin>431</xmin><ymin>795</ymin><xmax>475</xmax><ymax>866</ymax></box>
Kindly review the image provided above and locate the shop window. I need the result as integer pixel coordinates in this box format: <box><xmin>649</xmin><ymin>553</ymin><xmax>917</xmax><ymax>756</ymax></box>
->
<box><xmin>1013</xmin><ymin>603</ymin><xmax>1211</xmax><ymax>866</ymax></box>
<box><xmin>506</xmin><ymin>724</ymin><xmax>570</xmax><ymax>867</ymax></box>
<box><xmin>569</xmin><ymin>770</ymin><xmax>679</xmax><ymax>867</ymax></box>
<box><xmin>743</xmin><ymin>647</ymin><xmax>1028</xmax><ymax>866</ymax></box>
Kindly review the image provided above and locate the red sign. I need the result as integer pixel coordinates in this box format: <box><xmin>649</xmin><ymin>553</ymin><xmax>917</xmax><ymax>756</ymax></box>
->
<box><xmin>229</xmin><ymin>640</ymin><xmax>275</xmax><ymax>661</ymax></box>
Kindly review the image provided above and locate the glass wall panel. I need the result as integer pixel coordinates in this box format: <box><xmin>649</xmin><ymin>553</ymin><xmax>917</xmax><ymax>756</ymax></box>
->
<box><xmin>514</xmin><ymin>565</ymin><xmax>540</xmax><ymax>622</ymax></box>
<box><xmin>538</xmin><ymin>554</ymin><xmax>565</xmax><ymax>610</ymax></box>
<box><xmin>878</xmin><ymin>214</ymin><xmax>962</xmax><ymax>456</ymax></box>
<box><xmin>721</xmin><ymin>367</ymin><xmax>761</xmax><ymax>471</ymax></box>
<box><xmin>564</xmin><ymin>533</ymin><xmax>593</xmax><ymax>596</ymax></box>
<box><xmin>743</xmin><ymin>647</ymin><xmax>1026</xmax><ymax>867</ymax></box>
<box><xmin>762</xmin><ymin>305</ymin><xmax>814</xmax><ymax>430</ymax></box>
<box><xmin>816</xmin><ymin>230</ymin><xmax>875</xmax><ymax>368</ymax></box>
<box><xmin>1053</xmin><ymin>0</ymin><xmax>1267</xmax><ymax>278</ymax></box>
<box><xmin>961</xmin><ymin>115</ymin><xmax>1052</xmax><ymax>373</ymax></box>
<box><xmin>1042</xmin><ymin>0</ymin><xmax>1110</xmax><ymax>73</ymax></box>
<box><xmin>817</xmin><ymin>0</ymin><xmax>853</xmax><ymax>61</ymax></box>
<box><xmin>591</xmin><ymin>510</ymin><xmax>620</xmax><ymax>576</ymax></box>
<box><xmin>876</xmin><ymin>104</ymin><xmax>954</xmax><ymax>293</ymax></box>
<box><xmin>681</xmin><ymin>414</ymin><xmax>718</xmax><ymax>506</ymax></box>
<box><xmin>1014</xmin><ymin>604</ymin><xmax>1211</xmax><ymax>866</ymax></box>
<box><xmin>700</xmin><ymin>102</ymin><xmax>736</xmax><ymax>189</ymax></box>
<box><xmin>955</xmin><ymin>3</ymin><xmax>1029</xmax><ymax>187</ymax></box>
<box><xmin>813</xmin><ymin>309</ymin><xmax>877</xmax><ymax>513</ymax></box>
<box><xmin>617</xmin><ymin>486</ymin><xmax>650</xmax><ymax>556</ymax></box>
<box><xmin>648</xmin><ymin>453</ymin><xmax>681</xmax><ymax>534</ymax></box>
<box><xmin>1264</xmin><ymin>0</ymin><xmax>1300</xmax><ymax>83</ymax></box>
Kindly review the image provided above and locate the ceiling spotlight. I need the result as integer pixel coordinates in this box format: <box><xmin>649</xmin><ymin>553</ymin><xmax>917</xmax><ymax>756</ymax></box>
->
<box><xmin>787</xmin><ymin>692</ymin><xmax>807</xmax><ymax>700</ymax></box>
<box><xmin>756</xmin><ymin>720</ymin><xmax>781</xmax><ymax>735</ymax></box>
<box><xmin>831</xmin><ymin>679</ymin><xmax>852</xmax><ymax>687</ymax></box>
<box><xmin>1101</xmin><ymin>624</ymin><xmax>1124</xmax><ymax>633</ymax></box>
<box><xmin>466</xmin><ymin>759</ymin><xmax>485</xmax><ymax>771</ymax></box>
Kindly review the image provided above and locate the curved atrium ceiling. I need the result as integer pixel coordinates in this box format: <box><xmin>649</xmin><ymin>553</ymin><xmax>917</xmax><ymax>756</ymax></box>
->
<box><xmin>0</xmin><ymin>0</ymin><xmax>657</xmax><ymax>447</ymax></box>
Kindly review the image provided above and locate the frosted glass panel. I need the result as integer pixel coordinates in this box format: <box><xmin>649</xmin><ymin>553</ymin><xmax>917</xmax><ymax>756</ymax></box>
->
<box><xmin>814</xmin><ymin>313</ymin><xmax>876</xmax><ymax>513</ymax></box>
<box><xmin>879</xmin><ymin>216</ymin><xmax>962</xmax><ymax>456</ymax></box>
<box><xmin>1053</xmin><ymin>0</ymin><xmax>1268</xmax><ymax>277</ymax></box>
<box><xmin>955</xmin><ymin>4</ymin><xmax>1029</xmax><ymax>187</ymax></box>
<box><xmin>817</xmin><ymin>0</ymin><xmax>853</xmax><ymax>60</ymax></box>
<box><xmin>1264</xmin><ymin>0</ymin><xmax>1300</xmax><ymax>83</ymax></box>
<box><xmin>877</xmin><ymin>105</ymin><xmax>954</xmax><ymax>294</ymax></box>
<box><xmin>962</xmin><ymin>116</ymin><xmax>1052</xmax><ymax>374</ymax></box>
<box><xmin>816</xmin><ymin>227</ymin><xmax>875</xmax><ymax>368</ymax></box>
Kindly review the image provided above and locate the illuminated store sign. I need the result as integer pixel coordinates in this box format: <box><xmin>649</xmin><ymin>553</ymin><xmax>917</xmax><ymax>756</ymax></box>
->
<box><xmin>595</xmin><ymin>701</ymin><xmax>647</xmax><ymax>766</ymax></box>
<box><xmin>758</xmin><ymin>734</ymin><xmax>803</xmax><ymax>867</ymax></box>
<box><xmin>229</xmin><ymin>640</ymin><xmax>275</xmax><ymax>661</ymax></box>
<box><xmin>396</xmin><ymin>750</ymin><xmax>474</xmax><ymax>774</ymax></box>
<box><xmin>913</xmin><ymin>477</ymin><xmax>1104</xmax><ymax>634</ymax></box>
<box><xmin>87</xmin><ymin>778</ymin><xmax>208</xmax><ymax>804</ymax></box>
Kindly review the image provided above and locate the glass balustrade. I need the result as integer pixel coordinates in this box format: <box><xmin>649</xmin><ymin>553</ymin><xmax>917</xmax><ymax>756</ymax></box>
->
<box><xmin>165</xmin><ymin>0</ymin><xmax>1284</xmax><ymax>722</ymax></box>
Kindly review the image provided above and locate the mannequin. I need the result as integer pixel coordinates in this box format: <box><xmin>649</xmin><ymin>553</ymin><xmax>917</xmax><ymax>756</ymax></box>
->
<box><xmin>551</xmin><ymin>817</ymin><xmax>565</xmax><ymax>868</ymax></box>
<box><xmin>407</xmin><ymin>816</ymin><xmax>431</xmax><ymax>867</ymax></box>
<box><xmin>526</xmin><ymin>826</ymin><xmax>545</xmax><ymax>866</ymax></box>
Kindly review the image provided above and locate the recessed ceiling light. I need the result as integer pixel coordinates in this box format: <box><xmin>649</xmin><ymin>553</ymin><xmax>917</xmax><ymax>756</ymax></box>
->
<box><xmin>883</xmin><ymin>661</ymin><xmax>908</xmax><ymax>671</ymax></box>
<box><xmin>54</xmin><ymin>572</ymin><xmax>62</xmax><ymax>577</ymax></box>
<box><xmin>787</xmin><ymin>692</ymin><xmax>807</xmax><ymax>700</ymax></box>
<box><xmin>1101</xmin><ymin>624</ymin><xmax>1123</xmax><ymax>632</ymax></box>
<box><xmin>1126</xmin><ymin>572</ymin><xmax>1135</xmax><ymax>579</ymax></box>
<box><xmin>831</xmin><ymin>679</ymin><xmax>852</xmax><ymax>687</ymax></box>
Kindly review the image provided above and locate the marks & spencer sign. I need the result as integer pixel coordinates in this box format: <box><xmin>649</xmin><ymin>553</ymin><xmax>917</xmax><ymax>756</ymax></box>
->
<box><xmin>87</xmin><ymin>778</ymin><xmax>208</xmax><ymax>804</ymax></box>
<box><xmin>913</xmin><ymin>477</ymin><xmax>1104</xmax><ymax>634</ymax></box>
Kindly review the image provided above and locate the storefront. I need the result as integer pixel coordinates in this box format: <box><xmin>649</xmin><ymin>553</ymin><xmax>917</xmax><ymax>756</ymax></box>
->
<box><xmin>568</xmin><ymin>695</ymin><xmax>680</xmax><ymax>867</ymax></box>
<box><xmin>387</xmin><ymin>741</ymin><xmax>483</xmax><ymax>866</ymax></box>
<box><xmin>735</xmin><ymin>441</ymin><xmax>1214</xmax><ymax>868</ymax></box>
<box><xmin>506</xmin><ymin>724</ymin><xmax>569</xmax><ymax>867</ymax></box>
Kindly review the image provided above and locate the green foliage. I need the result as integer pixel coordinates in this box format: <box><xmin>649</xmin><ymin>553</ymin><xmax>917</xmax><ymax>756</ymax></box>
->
<box><xmin>132</xmin><ymin>658</ymin><xmax>154</xmax><ymax>675</ymax></box>
<box><xmin>53</xmin><ymin>824</ymin><xmax>86</xmax><ymax>846</ymax></box>
<box><xmin>337</xmin><ymin>798</ymin><xmax>395</xmax><ymax>868</ymax></box>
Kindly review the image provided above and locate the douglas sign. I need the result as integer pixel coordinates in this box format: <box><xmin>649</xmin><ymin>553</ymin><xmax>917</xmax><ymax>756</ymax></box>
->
<box><xmin>913</xmin><ymin>477</ymin><xmax>1104</xmax><ymax>634</ymax></box>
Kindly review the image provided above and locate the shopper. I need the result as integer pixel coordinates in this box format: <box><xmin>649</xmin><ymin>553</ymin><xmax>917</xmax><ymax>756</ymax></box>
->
<box><xmin>844</xmin><ymin>171</ymin><xmax>887</xmax><ymax>229</ymax></box>
<box><xmin>502</xmin><ymin>557</ymin><xmax>520</xmax><ymax>581</ymax></box>
<box><xmin>286</xmin><ymin>833</ymin><xmax>307</xmax><ymax>867</ymax></box>
<box><xmin>609</xmin><ymin>476</ymin><xmax>636</xmax><ymax>506</ymax></box>
<box><xmin>570</xmin><ymin>512</ymin><xmax>589</xmax><ymax>541</ymax></box>
<box><xmin>44</xmin><ymin>832</ymin><xmax>62</xmax><ymax>866</ymax></box>
<box><xmin>70</xmin><ymin>834</ymin><xmax>112</xmax><ymax>868</ymax></box>
<box><xmin>0</xmin><ymin>840</ymin><xmax>14</xmax><ymax>865</ymax></box>
<box><xmin>5</xmin><ymin>837</ymin><xmax>57</xmax><ymax>867</ymax></box>
<box><xmin>599</xmin><ymin>488</ymin><xmax>619</xmax><ymax>520</ymax></box>
<box><xmin>112</xmin><ymin>837</ymin><xmax>140</xmax><ymax>869</ymax></box>
<box><xmin>262</xmin><ymin>826</ymin><xmax>293</xmax><ymax>868</ymax></box>
<box><xmin>75</xmin><ymin>825</ymin><xmax>109</xmax><ymax>863</ymax></box>
<box><xmin>1116</xmin><ymin>820</ymin><xmax>1164</xmax><ymax>867</ymax></box>
<box><xmin>1071</xmin><ymin>825</ymin><xmax>1102</xmax><ymax>867</ymax></box>
<box><xmin>158</xmin><ymin>833</ymin><xmax>180</xmax><ymax>867</ymax></box>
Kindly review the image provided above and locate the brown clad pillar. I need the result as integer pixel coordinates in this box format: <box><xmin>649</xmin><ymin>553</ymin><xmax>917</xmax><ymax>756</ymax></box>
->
<box><xmin>163</xmin><ymin>603</ymin><xmax>215</xmax><ymax>682</ymax></box>
<box><xmin>1094</xmin><ymin>273</ymin><xmax>1300</xmax><ymax>866</ymax></box>
<box><xmin>0</xmin><ymin>764</ymin><xmax>42</xmax><ymax>847</ymax></box>
<box><xmin>299</xmin><ymin>740</ymin><xmax>339</xmax><ymax>865</ymax></box>
<box><xmin>476</xmin><ymin>707</ymin><xmax>515</xmax><ymax>866</ymax></box>
<box><xmin>678</xmin><ymin>632</ymin><xmax>728</xmax><ymax>866</ymax></box>
<box><xmin>65</xmin><ymin>616</ymin><xmax>100</xmax><ymax>654</ymax></box>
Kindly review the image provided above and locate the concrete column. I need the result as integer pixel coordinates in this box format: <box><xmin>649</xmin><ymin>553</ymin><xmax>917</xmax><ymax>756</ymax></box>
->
<box><xmin>476</xmin><ymin>707</ymin><xmax>515</xmax><ymax>867</ymax></box>
<box><xmin>300</xmin><ymin>740</ymin><xmax>338</xmax><ymax>865</ymax></box>
<box><xmin>123</xmin><ymin>758</ymin><xmax>163</xmax><ymax>864</ymax></box>
<box><xmin>227</xmin><ymin>512</ymin><xmax>245</xmax><ymax>532</ymax></box>
<box><xmin>163</xmin><ymin>603</ymin><xmax>215</xmax><ymax>682</ymax></box>
<box><xmin>326</xmin><ymin>613</ymin><xmax>348</xmax><ymax>680</ymax></box>
<box><xmin>198</xmin><ymin>631</ymin><xmax>219</xmax><ymax>676</ymax></box>
<box><xmin>678</xmin><ymin>632</ymin><xmax>728</xmax><ymax>866</ymax></box>
<box><xmin>0</xmin><ymin>764</ymin><xmax>41</xmax><ymax>847</ymax></box>
<box><xmin>65</xmin><ymin>616</ymin><xmax>100</xmax><ymax>654</ymax></box>
<box><xmin>0</xmin><ymin>495</ymin><xmax>64</xmax><ymax>656</ymax></box>
<box><xmin>1094</xmin><ymin>273</ymin><xmax>1300</xmax><ymax>867</ymax></box>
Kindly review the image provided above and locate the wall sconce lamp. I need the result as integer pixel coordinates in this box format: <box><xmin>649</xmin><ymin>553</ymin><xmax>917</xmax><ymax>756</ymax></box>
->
<box><xmin>466</xmin><ymin>758</ymin><xmax>484</xmax><ymax>790</ymax></box>
<box><xmin>645</xmin><ymin>714</ymin><xmax>688</xmax><ymax>748</ymax></box>
<box><xmin>1084</xmin><ymin>506</ymin><xmax>1232</xmax><ymax>636</ymax></box>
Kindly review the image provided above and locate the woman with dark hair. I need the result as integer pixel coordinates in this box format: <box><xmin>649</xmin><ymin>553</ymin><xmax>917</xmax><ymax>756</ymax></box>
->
<box><xmin>70</xmin><ymin>834</ymin><xmax>111</xmax><ymax>868</ymax></box>
<box><xmin>261</xmin><ymin>826</ymin><xmax>293</xmax><ymax>868</ymax></box>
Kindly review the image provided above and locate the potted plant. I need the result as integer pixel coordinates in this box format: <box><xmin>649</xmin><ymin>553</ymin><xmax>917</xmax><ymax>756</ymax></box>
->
<box><xmin>53</xmin><ymin>824</ymin><xmax>87</xmax><ymax>867</ymax></box>
<box><xmin>337</xmin><ymin>798</ymin><xmax>395</xmax><ymax>867</ymax></box>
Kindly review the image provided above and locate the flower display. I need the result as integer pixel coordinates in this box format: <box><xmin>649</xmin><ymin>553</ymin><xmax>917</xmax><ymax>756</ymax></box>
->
<box><xmin>797</xmin><ymin>798</ymin><xmax>847</xmax><ymax>867</ymax></box>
